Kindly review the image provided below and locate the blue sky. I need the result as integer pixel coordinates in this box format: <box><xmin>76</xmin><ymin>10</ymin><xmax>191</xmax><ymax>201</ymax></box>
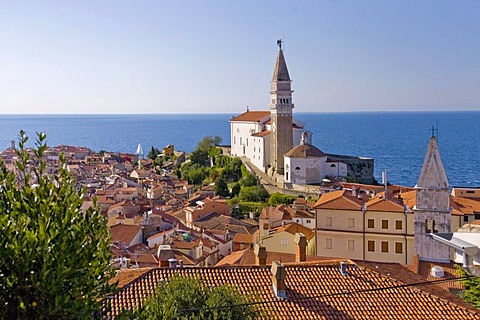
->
<box><xmin>0</xmin><ymin>1</ymin><xmax>479</xmax><ymax>114</ymax></box>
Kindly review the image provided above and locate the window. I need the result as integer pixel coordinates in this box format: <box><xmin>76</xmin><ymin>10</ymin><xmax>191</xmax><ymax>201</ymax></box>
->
<box><xmin>395</xmin><ymin>220</ymin><xmax>403</xmax><ymax>230</ymax></box>
<box><xmin>475</xmin><ymin>213</ymin><xmax>480</xmax><ymax>220</ymax></box>
<box><xmin>281</xmin><ymin>237</ymin><xmax>288</xmax><ymax>246</ymax></box>
<box><xmin>254</xmin><ymin>147</ymin><xmax>256</xmax><ymax>152</ymax></box>
<box><xmin>326</xmin><ymin>217</ymin><xmax>332</xmax><ymax>226</ymax></box>
<box><xmin>395</xmin><ymin>242</ymin><xmax>403</xmax><ymax>254</ymax></box>
<box><xmin>330</xmin><ymin>164</ymin><xmax>336</xmax><ymax>167</ymax></box>
<box><xmin>233</xmin><ymin>137</ymin><xmax>236</xmax><ymax>144</ymax></box>
<box><xmin>467</xmin><ymin>190</ymin><xmax>475</xmax><ymax>194</ymax></box>
<box><xmin>348</xmin><ymin>240</ymin><xmax>355</xmax><ymax>251</ymax></box>
<box><xmin>326</xmin><ymin>238</ymin><xmax>332</xmax><ymax>250</ymax></box>
<box><xmin>295</xmin><ymin>166</ymin><xmax>300</xmax><ymax>171</ymax></box>
<box><xmin>348</xmin><ymin>218</ymin><xmax>355</xmax><ymax>228</ymax></box>
<box><xmin>432</xmin><ymin>220</ymin><xmax>438</xmax><ymax>233</ymax></box>
<box><xmin>464</xmin><ymin>215</ymin><xmax>470</xmax><ymax>222</ymax></box>
<box><xmin>381</xmin><ymin>241</ymin><xmax>388</xmax><ymax>253</ymax></box>
<box><xmin>425</xmin><ymin>219</ymin><xmax>431</xmax><ymax>233</ymax></box>
<box><xmin>246</xmin><ymin>138</ymin><xmax>248</xmax><ymax>146</ymax></box>
<box><xmin>367</xmin><ymin>219</ymin><xmax>374</xmax><ymax>229</ymax></box>
<box><xmin>306</xmin><ymin>219</ymin><xmax>311</xmax><ymax>224</ymax></box>
<box><xmin>368</xmin><ymin>241</ymin><xmax>375</xmax><ymax>252</ymax></box>
<box><xmin>382</xmin><ymin>220</ymin><xmax>389</xmax><ymax>229</ymax></box>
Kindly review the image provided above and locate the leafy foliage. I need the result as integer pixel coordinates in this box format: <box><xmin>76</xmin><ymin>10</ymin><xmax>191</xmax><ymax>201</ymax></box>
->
<box><xmin>230</xmin><ymin>183</ymin><xmax>241</xmax><ymax>198</ymax></box>
<box><xmin>457</xmin><ymin>266</ymin><xmax>480</xmax><ymax>309</ymax></box>
<box><xmin>0</xmin><ymin>132</ymin><xmax>115</xmax><ymax>319</ymax></box>
<box><xmin>268</xmin><ymin>192</ymin><xmax>296</xmax><ymax>206</ymax></box>
<box><xmin>147</xmin><ymin>146</ymin><xmax>161</xmax><ymax>160</ymax></box>
<box><xmin>240</xmin><ymin>173</ymin><xmax>257</xmax><ymax>187</ymax></box>
<box><xmin>214</xmin><ymin>175</ymin><xmax>230</xmax><ymax>197</ymax></box>
<box><xmin>181</xmin><ymin>163</ymin><xmax>211</xmax><ymax>185</ymax></box>
<box><xmin>131</xmin><ymin>274</ymin><xmax>259</xmax><ymax>319</ymax></box>
<box><xmin>197</xmin><ymin>136</ymin><xmax>222</xmax><ymax>152</ymax></box>
<box><xmin>239</xmin><ymin>186</ymin><xmax>269</xmax><ymax>202</ymax></box>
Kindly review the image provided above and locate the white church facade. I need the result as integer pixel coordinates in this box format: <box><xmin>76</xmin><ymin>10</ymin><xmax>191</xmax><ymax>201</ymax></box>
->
<box><xmin>230</xmin><ymin>41</ymin><xmax>347</xmax><ymax>183</ymax></box>
<box><xmin>284</xmin><ymin>132</ymin><xmax>348</xmax><ymax>185</ymax></box>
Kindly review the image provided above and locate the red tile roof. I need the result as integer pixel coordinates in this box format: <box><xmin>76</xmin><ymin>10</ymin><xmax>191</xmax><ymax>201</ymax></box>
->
<box><xmin>314</xmin><ymin>190</ymin><xmax>363</xmax><ymax>211</ymax></box>
<box><xmin>105</xmin><ymin>262</ymin><xmax>480</xmax><ymax>319</ymax></box>
<box><xmin>230</xmin><ymin>111</ymin><xmax>271</xmax><ymax>122</ymax></box>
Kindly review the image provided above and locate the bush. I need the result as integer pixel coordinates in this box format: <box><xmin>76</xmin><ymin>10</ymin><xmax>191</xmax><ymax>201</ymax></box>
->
<box><xmin>268</xmin><ymin>192</ymin><xmax>296</xmax><ymax>206</ymax></box>
<box><xmin>131</xmin><ymin>274</ymin><xmax>259</xmax><ymax>319</ymax></box>
<box><xmin>239</xmin><ymin>186</ymin><xmax>269</xmax><ymax>202</ymax></box>
<box><xmin>241</xmin><ymin>173</ymin><xmax>257</xmax><ymax>187</ymax></box>
<box><xmin>0</xmin><ymin>132</ymin><xmax>115</xmax><ymax>319</ymax></box>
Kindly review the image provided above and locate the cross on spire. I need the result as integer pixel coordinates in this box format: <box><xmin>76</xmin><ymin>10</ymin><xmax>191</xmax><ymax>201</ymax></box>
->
<box><xmin>430</xmin><ymin>125</ymin><xmax>438</xmax><ymax>138</ymax></box>
<box><xmin>277</xmin><ymin>39</ymin><xmax>283</xmax><ymax>50</ymax></box>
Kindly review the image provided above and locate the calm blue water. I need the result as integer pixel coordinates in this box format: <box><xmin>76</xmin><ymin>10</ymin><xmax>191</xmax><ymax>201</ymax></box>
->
<box><xmin>0</xmin><ymin>112</ymin><xmax>479</xmax><ymax>187</ymax></box>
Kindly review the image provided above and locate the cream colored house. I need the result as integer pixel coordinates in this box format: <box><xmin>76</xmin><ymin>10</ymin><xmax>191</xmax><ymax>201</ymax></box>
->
<box><xmin>259</xmin><ymin>222</ymin><xmax>315</xmax><ymax>255</ymax></box>
<box><xmin>315</xmin><ymin>189</ymin><xmax>414</xmax><ymax>264</ymax></box>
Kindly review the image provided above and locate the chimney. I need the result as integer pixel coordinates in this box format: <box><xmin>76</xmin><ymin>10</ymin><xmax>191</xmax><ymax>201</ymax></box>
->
<box><xmin>168</xmin><ymin>258</ymin><xmax>177</xmax><ymax>268</ymax></box>
<box><xmin>294</xmin><ymin>233</ymin><xmax>307</xmax><ymax>262</ymax></box>
<box><xmin>254</xmin><ymin>243</ymin><xmax>267</xmax><ymax>266</ymax></box>
<box><xmin>271</xmin><ymin>261</ymin><xmax>287</xmax><ymax>298</ymax></box>
<box><xmin>352</xmin><ymin>187</ymin><xmax>356</xmax><ymax>197</ymax></box>
<box><xmin>339</xmin><ymin>261</ymin><xmax>348</xmax><ymax>276</ymax></box>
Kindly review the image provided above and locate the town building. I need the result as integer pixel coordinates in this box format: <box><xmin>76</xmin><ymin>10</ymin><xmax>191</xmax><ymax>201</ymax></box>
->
<box><xmin>230</xmin><ymin>42</ymin><xmax>374</xmax><ymax>184</ymax></box>
<box><xmin>315</xmin><ymin>135</ymin><xmax>479</xmax><ymax>265</ymax></box>
<box><xmin>106</xmin><ymin>258</ymin><xmax>480</xmax><ymax>319</ymax></box>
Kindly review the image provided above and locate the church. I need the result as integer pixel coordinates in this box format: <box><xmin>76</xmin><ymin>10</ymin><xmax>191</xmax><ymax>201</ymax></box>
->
<box><xmin>230</xmin><ymin>41</ymin><xmax>357</xmax><ymax>184</ymax></box>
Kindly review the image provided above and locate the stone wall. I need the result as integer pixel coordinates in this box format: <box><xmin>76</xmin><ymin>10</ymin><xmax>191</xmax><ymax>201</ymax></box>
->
<box><xmin>327</xmin><ymin>154</ymin><xmax>375</xmax><ymax>184</ymax></box>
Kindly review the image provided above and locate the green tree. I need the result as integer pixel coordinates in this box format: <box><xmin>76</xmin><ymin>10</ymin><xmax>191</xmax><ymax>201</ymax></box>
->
<box><xmin>230</xmin><ymin>183</ymin><xmax>241</xmax><ymax>198</ymax></box>
<box><xmin>214</xmin><ymin>176</ymin><xmax>230</xmax><ymax>198</ymax></box>
<box><xmin>190</xmin><ymin>149</ymin><xmax>209</xmax><ymax>166</ymax></box>
<box><xmin>238</xmin><ymin>185</ymin><xmax>269</xmax><ymax>202</ymax></box>
<box><xmin>268</xmin><ymin>192</ymin><xmax>296</xmax><ymax>206</ymax></box>
<box><xmin>457</xmin><ymin>267</ymin><xmax>480</xmax><ymax>309</ymax></box>
<box><xmin>132</xmin><ymin>274</ymin><xmax>258</xmax><ymax>320</ymax></box>
<box><xmin>241</xmin><ymin>173</ymin><xmax>257</xmax><ymax>187</ymax></box>
<box><xmin>197</xmin><ymin>136</ymin><xmax>222</xmax><ymax>152</ymax></box>
<box><xmin>0</xmin><ymin>132</ymin><xmax>115</xmax><ymax>319</ymax></box>
<box><xmin>147</xmin><ymin>146</ymin><xmax>161</xmax><ymax>160</ymax></box>
<box><xmin>181</xmin><ymin>163</ymin><xmax>210</xmax><ymax>186</ymax></box>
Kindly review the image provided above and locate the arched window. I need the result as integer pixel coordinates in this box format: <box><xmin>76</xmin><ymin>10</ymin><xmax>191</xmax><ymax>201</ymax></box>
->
<box><xmin>295</xmin><ymin>166</ymin><xmax>300</xmax><ymax>171</ymax></box>
<box><xmin>330</xmin><ymin>164</ymin><xmax>336</xmax><ymax>168</ymax></box>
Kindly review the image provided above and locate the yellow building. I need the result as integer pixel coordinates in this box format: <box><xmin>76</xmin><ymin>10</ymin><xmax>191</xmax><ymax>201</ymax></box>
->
<box><xmin>315</xmin><ymin>190</ymin><xmax>415</xmax><ymax>264</ymax></box>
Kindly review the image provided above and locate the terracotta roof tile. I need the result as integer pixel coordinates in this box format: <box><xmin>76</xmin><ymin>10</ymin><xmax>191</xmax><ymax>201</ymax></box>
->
<box><xmin>230</xmin><ymin>111</ymin><xmax>270</xmax><ymax>122</ymax></box>
<box><xmin>314</xmin><ymin>190</ymin><xmax>363</xmax><ymax>211</ymax></box>
<box><xmin>105</xmin><ymin>262</ymin><xmax>480</xmax><ymax>319</ymax></box>
<box><xmin>251</xmin><ymin>130</ymin><xmax>271</xmax><ymax>137</ymax></box>
<box><xmin>284</xmin><ymin>143</ymin><xmax>326</xmax><ymax>158</ymax></box>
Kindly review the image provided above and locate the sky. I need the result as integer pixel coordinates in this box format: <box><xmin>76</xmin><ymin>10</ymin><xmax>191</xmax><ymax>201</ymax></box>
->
<box><xmin>0</xmin><ymin>1</ymin><xmax>479</xmax><ymax>114</ymax></box>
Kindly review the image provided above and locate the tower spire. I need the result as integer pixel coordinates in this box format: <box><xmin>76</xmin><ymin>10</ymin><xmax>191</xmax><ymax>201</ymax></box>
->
<box><xmin>269</xmin><ymin>40</ymin><xmax>294</xmax><ymax>175</ymax></box>
<box><xmin>413</xmin><ymin>134</ymin><xmax>451</xmax><ymax>263</ymax></box>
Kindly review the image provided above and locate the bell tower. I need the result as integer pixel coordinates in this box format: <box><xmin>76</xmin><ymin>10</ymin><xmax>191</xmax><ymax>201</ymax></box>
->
<box><xmin>269</xmin><ymin>40</ymin><xmax>294</xmax><ymax>175</ymax></box>
<box><xmin>413</xmin><ymin>132</ymin><xmax>451</xmax><ymax>263</ymax></box>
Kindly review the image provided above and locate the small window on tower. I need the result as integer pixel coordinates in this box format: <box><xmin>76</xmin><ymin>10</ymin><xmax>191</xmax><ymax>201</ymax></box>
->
<box><xmin>425</xmin><ymin>219</ymin><xmax>431</xmax><ymax>233</ymax></box>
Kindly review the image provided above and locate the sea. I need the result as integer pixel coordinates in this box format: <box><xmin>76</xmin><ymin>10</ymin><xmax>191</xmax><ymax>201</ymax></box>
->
<box><xmin>0</xmin><ymin>112</ymin><xmax>479</xmax><ymax>188</ymax></box>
